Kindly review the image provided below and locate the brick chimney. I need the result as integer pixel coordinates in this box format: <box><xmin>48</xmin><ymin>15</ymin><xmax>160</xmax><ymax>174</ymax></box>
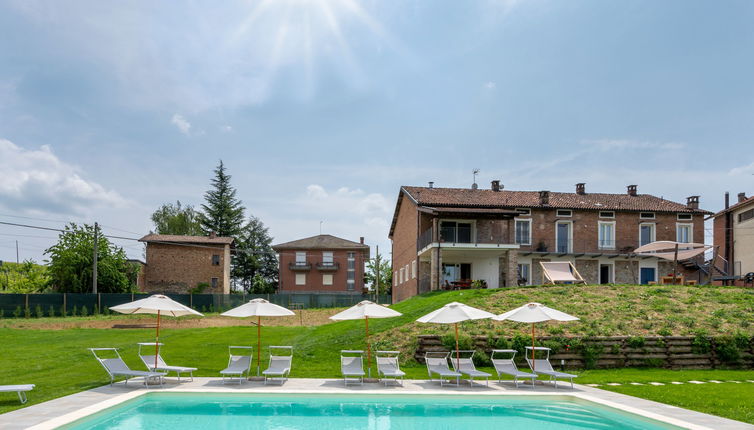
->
<box><xmin>209</xmin><ymin>231</ymin><xmax>217</xmax><ymax>239</ymax></box>
<box><xmin>428</xmin><ymin>181</ymin><xmax>434</xmax><ymax>189</ymax></box>
<box><xmin>539</xmin><ymin>190</ymin><xmax>550</xmax><ymax>206</ymax></box>
<box><xmin>627</xmin><ymin>185</ymin><xmax>638</xmax><ymax>196</ymax></box>
<box><xmin>359</xmin><ymin>237</ymin><xmax>364</xmax><ymax>244</ymax></box>
<box><xmin>576</xmin><ymin>183</ymin><xmax>586</xmax><ymax>195</ymax></box>
<box><xmin>738</xmin><ymin>192</ymin><xmax>747</xmax><ymax>203</ymax></box>
<box><xmin>686</xmin><ymin>196</ymin><xmax>699</xmax><ymax>210</ymax></box>
<box><xmin>491</xmin><ymin>180</ymin><xmax>501</xmax><ymax>192</ymax></box>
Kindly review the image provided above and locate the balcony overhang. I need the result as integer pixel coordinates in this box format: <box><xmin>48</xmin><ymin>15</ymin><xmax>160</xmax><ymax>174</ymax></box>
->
<box><xmin>418</xmin><ymin>242</ymin><xmax>519</xmax><ymax>256</ymax></box>
<box><xmin>288</xmin><ymin>263</ymin><xmax>312</xmax><ymax>271</ymax></box>
<box><xmin>316</xmin><ymin>262</ymin><xmax>339</xmax><ymax>271</ymax></box>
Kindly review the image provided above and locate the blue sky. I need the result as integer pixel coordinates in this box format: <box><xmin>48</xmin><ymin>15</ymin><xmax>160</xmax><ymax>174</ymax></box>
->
<box><xmin>1</xmin><ymin>0</ymin><xmax>753</xmax><ymax>263</ymax></box>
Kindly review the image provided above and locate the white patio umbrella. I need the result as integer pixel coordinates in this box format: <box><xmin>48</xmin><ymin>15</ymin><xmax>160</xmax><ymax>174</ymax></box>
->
<box><xmin>493</xmin><ymin>302</ymin><xmax>578</xmax><ymax>370</ymax></box>
<box><xmin>221</xmin><ymin>298</ymin><xmax>295</xmax><ymax>376</ymax></box>
<box><xmin>110</xmin><ymin>294</ymin><xmax>203</xmax><ymax>370</ymax></box>
<box><xmin>416</xmin><ymin>302</ymin><xmax>495</xmax><ymax>370</ymax></box>
<box><xmin>330</xmin><ymin>300</ymin><xmax>403</xmax><ymax>377</ymax></box>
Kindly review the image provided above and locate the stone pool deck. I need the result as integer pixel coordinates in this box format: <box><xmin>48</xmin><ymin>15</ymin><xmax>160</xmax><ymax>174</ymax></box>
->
<box><xmin>0</xmin><ymin>377</ymin><xmax>751</xmax><ymax>430</ymax></box>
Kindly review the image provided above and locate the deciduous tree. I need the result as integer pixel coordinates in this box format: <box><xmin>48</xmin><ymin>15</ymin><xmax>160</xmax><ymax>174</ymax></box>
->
<box><xmin>150</xmin><ymin>200</ymin><xmax>202</xmax><ymax>235</ymax></box>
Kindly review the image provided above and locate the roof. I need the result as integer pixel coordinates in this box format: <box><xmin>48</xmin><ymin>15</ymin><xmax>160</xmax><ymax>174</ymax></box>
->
<box><xmin>711</xmin><ymin>195</ymin><xmax>754</xmax><ymax>218</ymax></box>
<box><xmin>419</xmin><ymin>206</ymin><xmax>521</xmax><ymax>216</ymax></box>
<box><xmin>139</xmin><ymin>234</ymin><xmax>234</xmax><ymax>245</ymax></box>
<box><xmin>272</xmin><ymin>234</ymin><xmax>369</xmax><ymax>251</ymax></box>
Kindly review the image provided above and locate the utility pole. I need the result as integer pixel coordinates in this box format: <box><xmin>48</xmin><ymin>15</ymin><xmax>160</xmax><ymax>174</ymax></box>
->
<box><xmin>93</xmin><ymin>222</ymin><xmax>99</xmax><ymax>294</ymax></box>
<box><xmin>16</xmin><ymin>240</ymin><xmax>19</xmax><ymax>263</ymax></box>
<box><xmin>375</xmin><ymin>245</ymin><xmax>380</xmax><ymax>305</ymax></box>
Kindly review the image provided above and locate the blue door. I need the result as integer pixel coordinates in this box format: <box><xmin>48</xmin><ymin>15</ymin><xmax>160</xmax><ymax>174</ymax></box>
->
<box><xmin>640</xmin><ymin>268</ymin><xmax>655</xmax><ymax>285</ymax></box>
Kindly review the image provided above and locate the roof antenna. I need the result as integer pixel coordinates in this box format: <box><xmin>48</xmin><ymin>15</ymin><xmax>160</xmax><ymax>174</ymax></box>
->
<box><xmin>472</xmin><ymin>168</ymin><xmax>480</xmax><ymax>190</ymax></box>
<box><xmin>319</xmin><ymin>221</ymin><xmax>323</xmax><ymax>235</ymax></box>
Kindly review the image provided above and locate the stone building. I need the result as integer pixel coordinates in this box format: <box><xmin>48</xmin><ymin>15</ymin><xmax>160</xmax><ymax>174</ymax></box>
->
<box><xmin>272</xmin><ymin>234</ymin><xmax>369</xmax><ymax>294</ymax></box>
<box><xmin>389</xmin><ymin>181</ymin><xmax>711</xmax><ymax>303</ymax></box>
<box><xmin>138</xmin><ymin>233</ymin><xmax>234</xmax><ymax>294</ymax></box>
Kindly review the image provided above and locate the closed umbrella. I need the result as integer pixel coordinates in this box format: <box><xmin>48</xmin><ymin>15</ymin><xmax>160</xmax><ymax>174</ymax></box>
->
<box><xmin>330</xmin><ymin>300</ymin><xmax>402</xmax><ymax>378</ymax></box>
<box><xmin>110</xmin><ymin>294</ymin><xmax>203</xmax><ymax>371</ymax></box>
<box><xmin>222</xmin><ymin>298</ymin><xmax>295</xmax><ymax>376</ymax></box>
<box><xmin>417</xmin><ymin>302</ymin><xmax>495</xmax><ymax>370</ymax></box>
<box><xmin>493</xmin><ymin>302</ymin><xmax>578</xmax><ymax>370</ymax></box>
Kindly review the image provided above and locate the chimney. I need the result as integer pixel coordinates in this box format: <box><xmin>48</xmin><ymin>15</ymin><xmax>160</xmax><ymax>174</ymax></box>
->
<box><xmin>725</xmin><ymin>191</ymin><xmax>730</xmax><ymax>209</ymax></box>
<box><xmin>472</xmin><ymin>183</ymin><xmax>478</xmax><ymax>190</ymax></box>
<box><xmin>738</xmin><ymin>192</ymin><xmax>747</xmax><ymax>203</ymax></box>
<box><xmin>428</xmin><ymin>181</ymin><xmax>434</xmax><ymax>189</ymax></box>
<box><xmin>686</xmin><ymin>196</ymin><xmax>699</xmax><ymax>210</ymax></box>
<box><xmin>576</xmin><ymin>183</ymin><xmax>586</xmax><ymax>195</ymax></box>
<box><xmin>359</xmin><ymin>236</ymin><xmax>364</xmax><ymax>244</ymax></box>
<box><xmin>539</xmin><ymin>190</ymin><xmax>550</xmax><ymax>206</ymax></box>
<box><xmin>209</xmin><ymin>231</ymin><xmax>217</xmax><ymax>239</ymax></box>
<box><xmin>627</xmin><ymin>185</ymin><xmax>638</xmax><ymax>196</ymax></box>
<box><xmin>491</xmin><ymin>180</ymin><xmax>501</xmax><ymax>192</ymax></box>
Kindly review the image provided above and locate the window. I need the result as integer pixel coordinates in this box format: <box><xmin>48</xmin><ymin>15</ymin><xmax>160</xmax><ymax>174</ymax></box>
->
<box><xmin>515</xmin><ymin>219</ymin><xmax>531</xmax><ymax>245</ymax></box>
<box><xmin>295</xmin><ymin>273</ymin><xmax>306</xmax><ymax>285</ymax></box>
<box><xmin>399</xmin><ymin>268</ymin><xmax>404</xmax><ymax>284</ymax></box>
<box><xmin>639</xmin><ymin>223</ymin><xmax>655</xmax><ymax>246</ymax></box>
<box><xmin>411</xmin><ymin>260</ymin><xmax>417</xmax><ymax>279</ymax></box>
<box><xmin>599</xmin><ymin>211</ymin><xmax>615</xmax><ymax>219</ymax></box>
<box><xmin>677</xmin><ymin>213</ymin><xmax>692</xmax><ymax>221</ymax></box>
<box><xmin>322</xmin><ymin>274</ymin><xmax>333</xmax><ymax>285</ymax></box>
<box><xmin>640</xmin><ymin>212</ymin><xmax>655</xmax><ymax>220</ymax></box>
<box><xmin>440</xmin><ymin>221</ymin><xmax>473</xmax><ymax>243</ymax></box>
<box><xmin>295</xmin><ymin>252</ymin><xmax>307</xmax><ymax>265</ymax></box>
<box><xmin>346</xmin><ymin>252</ymin><xmax>356</xmax><ymax>290</ymax></box>
<box><xmin>322</xmin><ymin>251</ymin><xmax>334</xmax><ymax>265</ymax></box>
<box><xmin>405</xmin><ymin>264</ymin><xmax>409</xmax><ymax>281</ymax></box>
<box><xmin>517</xmin><ymin>264</ymin><xmax>530</xmax><ymax>285</ymax></box>
<box><xmin>516</xmin><ymin>208</ymin><xmax>531</xmax><ymax>216</ymax></box>
<box><xmin>556</xmin><ymin>209</ymin><xmax>572</xmax><ymax>217</ymax></box>
<box><xmin>211</xmin><ymin>254</ymin><xmax>220</xmax><ymax>266</ymax></box>
<box><xmin>211</xmin><ymin>277</ymin><xmax>218</xmax><ymax>288</ymax></box>
<box><xmin>393</xmin><ymin>272</ymin><xmax>397</xmax><ymax>287</ymax></box>
<box><xmin>556</xmin><ymin>221</ymin><xmax>572</xmax><ymax>253</ymax></box>
<box><xmin>676</xmin><ymin>223</ymin><xmax>692</xmax><ymax>243</ymax></box>
<box><xmin>739</xmin><ymin>208</ymin><xmax>754</xmax><ymax>223</ymax></box>
<box><xmin>598</xmin><ymin>221</ymin><xmax>615</xmax><ymax>249</ymax></box>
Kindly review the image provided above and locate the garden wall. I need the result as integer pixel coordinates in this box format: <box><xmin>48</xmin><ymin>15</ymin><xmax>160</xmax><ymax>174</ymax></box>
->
<box><xmin>415</xmin><ymin>334</ymin><xmax>754</xmax><ymax>369</ymax></box>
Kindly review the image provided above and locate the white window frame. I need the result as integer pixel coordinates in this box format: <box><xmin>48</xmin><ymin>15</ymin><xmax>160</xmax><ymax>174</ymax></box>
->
<box><xmin>322</xmin><ymin>251</ymin><xmax>334</xmax><ymax>264</ymax></box>
<box><xmin>517</xmin><ymin>263</ymin><xmax>531</xmax><ymax>286</ymax></box>
<box><xmin>295</xmin><ymin>252</ymin><xmax>307</xmax><ymax>264</ymax></box>
<box><xmin>295</xmin><ymin>273</ymin><xmax>306</xmax><ymax>285</ymax></box>
<box><xmin>439</xmin><ymin>219</ymin><xmax>476</xmax><ymax>243</ymax></box>
<box><xmin>599</xmin><ymin>211</ymin><xmax>615</xmax><ymax>219</ymax></box>
<box><xmin>639</xmin><ymin>222</ymin><xmax>656</xmax><ymax>246</ymax></box>
<box><xmin>556</xmin><ymin>209</ymin><xmax>572</xmax><ymax>217</ymax></box>
<box><xmin>399</xmin><ymin>268</ymin><xmax>404</xmax><ymax>284</ymax></box>
<box><xmin>411</xmin><ymin>260</ymin><xmax>417</xmax><ymax>279</ymax></box>
<box><xmin>515</xmin><ymin>219</ymin><xmax>532</xmax><ymax>246</ymax></box>
<box><xmin>555</xmin><ymin>221</ymin><xmax>573</xmax><ymax>253</ymax></box>
<box><xmin>393</xmin><ymin>272</ymin><xmax>397</xmax><ymax>287</ymax></box>
<box><xmin>639</xmin><ymin>212</ymin><xmax>656</xmax><ymax>220</ymax></box>
<box><xmin>676</xmin><ymin>223</ymin><xmax>693</xmax><ymax>243</ymax></box>
<box><xmin>598</xmin><ymin>221</ymin><xmax>616</xmax><ymax>250</ymax></box>
<box><xmin>677</xmin><ymin>213</ymin><xmax>693</xmax><ymax>221</ymax></box>
<box><xmin>516</xmin><ymin>208</ymin><xmax>531</xmax><ymax>216</ymax></box>
<box><xmin>322</xmin><ymin>273</ymin><xmax>333</xmax><ymax>285</ymax></box>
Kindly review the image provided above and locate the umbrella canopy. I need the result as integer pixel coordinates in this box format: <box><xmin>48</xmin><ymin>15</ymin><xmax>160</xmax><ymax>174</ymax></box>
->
<box><xmin>634</xmin><ymin>241</ymin><xmax>710</xmax><ymax>261</ymax></box>
<box><xmin>329</xmin><ymin>301</ymin><xmax>403</xmax><ymax>377</ymax></box>
<box><xmin>494</xmin><ymin>302</ymin><xmax>578</xmax><ymax>373</ymax></box>
<box><xmin>417</xmin><ymin>302</ymin><xmax>495</xmax><ymax>369</ymax></box>
<box><xmin>222</xmin><ymin>299</ymin><xmax>295</xmax><ymax>376</ymax></box>
<box><xmin>110</xmin><ymin>294</ymin><xmax>203</xmax><ymax>370</ymax></box>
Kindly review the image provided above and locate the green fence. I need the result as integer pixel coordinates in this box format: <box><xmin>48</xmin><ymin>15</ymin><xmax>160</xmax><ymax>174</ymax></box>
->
<box><xmin>0</xmin><ymin>293</ymin><xmax>392</xmax><ymax>317</ymax></box>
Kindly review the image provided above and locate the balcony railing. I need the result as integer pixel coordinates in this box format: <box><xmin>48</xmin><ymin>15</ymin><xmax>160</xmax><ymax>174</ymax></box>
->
<box><xmin>316</xmin><ymin>262</ymin><xmax>339</xmax><ymax>271</ymax></box>
<box><xmin>417</xmin><ymin>227</ymin><xmax>516</xmax><ymax>251</ymax></box>
<box><xmin>288</xmin><ymin>262</ymin><xmax>312</xmax><ymax>271</ymax></box>
<box><xmin>517</xmin><ymin>239</ymin><xmax>659</xmax><ymax>255</ymax></box>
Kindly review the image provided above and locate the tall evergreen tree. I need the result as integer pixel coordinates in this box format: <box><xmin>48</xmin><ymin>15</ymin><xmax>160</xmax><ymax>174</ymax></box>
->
<box><xmin>199</xmin><ymin>160</ymin><xmax>245</xmax><ymax>237</ymax></box>
<box><xmin>232</xmin><ymin>216</ymin><xmax>279</xmax><ymax>293</ymax></box>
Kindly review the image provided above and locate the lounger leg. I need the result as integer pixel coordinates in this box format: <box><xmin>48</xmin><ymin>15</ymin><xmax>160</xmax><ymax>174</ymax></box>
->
<box><xmin>17</xmin><ymin>391</ymin><xmax>27</xmax><ymax>404</ymax></box>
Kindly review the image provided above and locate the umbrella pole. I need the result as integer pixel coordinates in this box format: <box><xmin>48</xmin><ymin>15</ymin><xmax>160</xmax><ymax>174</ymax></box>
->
<box><xmin>531</xmin><ymin>323</ymin><xmax>535</xmax><ymax>371</ymax></box>
<box><xmin>455</xmin><ymin>322</ymin><xmax>460</xmax><ymax>371</ymax></box>
<box><xmin>366</xmin><ymin>316</ymin><xmax>371</xmax><ymax>378</ymax></box>
<box><xmin>155</xmin><ymin>310</ymin><xmax>161</xmax><ymax>370</ymax></box>
<box><xmin>257</xmin><ymin>316</ymin><xmax>261</xmax><ymax>377</ymax></box>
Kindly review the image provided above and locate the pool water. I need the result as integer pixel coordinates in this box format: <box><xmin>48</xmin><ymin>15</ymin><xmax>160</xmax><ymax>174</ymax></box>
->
<box><xmin>62</xmin><ymin>393</ymin><xmax>683</xmax><ymax>430</ymax></box>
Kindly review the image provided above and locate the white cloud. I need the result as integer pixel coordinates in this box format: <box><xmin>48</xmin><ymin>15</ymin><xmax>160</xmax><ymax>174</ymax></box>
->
<box><xmin>581</xmin><ymin>139</ymin><xmax>685</xmax><ymax>151</ymax></box>
<box><xmin>484</xmin><ymin>81</ymin><xmax>496</xmax><ymax>90</ymax></box>
<box><xmin>728</xmin><ymin>161</ymin><xmax>754</xmax><ymax>176</ymax></box>
<box><xmin>221</xmin><ymin>125</ymin><xmax>233</xmax><ymax>133</ymax></box>
<box><xmin>0</xmin><ymin>139</ymin><xmax>128</xmax><ymax>215</ymax></box>
<box><xmin>171</xmin><ymin>114</ymin><xmax>191</xmax><ymax>135</ymax></box>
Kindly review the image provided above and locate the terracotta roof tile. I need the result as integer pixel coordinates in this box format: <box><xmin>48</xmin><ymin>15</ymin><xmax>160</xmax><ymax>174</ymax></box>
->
<box><xmin>139</xmin><ymin>234</ymin><xmax>234</xmax><ymax>245</ymax></box>
<box><xmin>272</xmin><ymin>234</ymin><xmax>369</xmax><ymax>250</ymax></box>
<box><xmin>711</xmin><ymin>195</ymin><xmax>754</xmax><ymax>217</ymax></box>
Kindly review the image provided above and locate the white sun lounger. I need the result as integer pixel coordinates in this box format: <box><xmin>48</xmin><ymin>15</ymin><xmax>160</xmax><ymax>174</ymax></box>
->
<box><xmin>449</xmin><ymin>350</ymin><xmax>490</xmax><ymax>387</ymax></box>
<box><xmin>341</xmin><ymin>350</ymin><xmax>366</xmax><ymax>386</ymax></box>
<box><xmin>540</xmin><ymin>261</ymin><xmax>586</xmax><ymax>285</ymax></box>
<box><xmin>220</xmin><ymin>346</ymin><xmax>253</xmax><ymax>385</ymax></box>
<box><xmin>263</xmin><ymin>346</ymin><xmax>293</xmax><ymax>385</ymax></box>
<box><xmin>525</xmin><ymin>346</ymin><xmax>577</xmax><ymax>389</ymax></box>
<box><xmin>89</xmin><ymin>348</ymin><xmax>165</xmax><ymax>387</ymax></box>
<box><xmin>0</xmin><ymin>384</ymin><xmax>35</xmax><ymax>404</ymax></box>
<box><xmin>425</xmin><ymin>351</ymin><xmax>462</xmax><ymax>387</ymax></box>
<box><xmin>491</xmin><ymin>349</ymin><xmax>537</xmax><ymax>388</ymax></box>
<box><xmin>138</xmin><ymin>343</ymin><xmax>197</xmax><ymax>382</ymax></box>
<box><xmin>376</xmin><ymin>350</ymin><xmax>406</xmax><ymax>386</ymax></box>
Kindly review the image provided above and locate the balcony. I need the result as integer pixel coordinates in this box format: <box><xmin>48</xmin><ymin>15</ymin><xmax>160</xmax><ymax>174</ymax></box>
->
<box><xmin>417</xmin><ymin>227</ymin><xmax>517</xmax><ymax>254</ymax></box>
<box><xmin>517</xmin><ymin>239</ymin><xmax>648</xmax><ymax>256</ymax></box>
<box><xmin>316</xmin><ymin>262</ymin><xmax>340</xmax><ymax>271</ymax></box>
<box><xmin>288</xmin><ymin>262</ymin><xmax>311</xmax><ymax>271</ymax></box>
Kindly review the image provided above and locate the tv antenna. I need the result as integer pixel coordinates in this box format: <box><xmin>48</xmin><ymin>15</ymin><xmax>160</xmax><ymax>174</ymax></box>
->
<box><xmin>473</xmin><ymin>168</ymin><xmax>480</xmax><ymax>184</ymax></box>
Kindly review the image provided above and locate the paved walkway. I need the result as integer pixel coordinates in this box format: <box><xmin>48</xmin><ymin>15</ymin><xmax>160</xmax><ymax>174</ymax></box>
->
<box><xmin>585</xmin><ymin>379</ymin><xmax>754</xmax><ymax>387</ymax></box>
<box><xmin>0</xmin><ymin>378</ymin><xmax>750</xmax><ymax>430</ymax></box>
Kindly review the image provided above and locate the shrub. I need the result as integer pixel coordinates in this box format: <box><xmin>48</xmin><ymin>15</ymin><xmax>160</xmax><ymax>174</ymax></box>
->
<box><xmin>24</xmin><ymin>306</ymin><xmax>31</xmax><ymax>318</ymax></box>
<box><xmin>48</xmin><ymin>305</ymin><xmax>56</xmax><ymax>317</ymax></box>
<box><xmin>35</xmin><ymin>305</ymin><xmax>44</xmax><ymax>318</ymax></box>
<box><xmin>191</xmin><ymin>282</ymin><xmax>209</xmax><ymax>294</ymax></box>
<box><xmin>441</xmin><ymin>333</ymin><xmax>472</xmax><ymax>351</ymax></box>
<box><xmin>80</xmin><ymin>306</ymin><xmax>89</xmax><ymax>317</ymax></box>
<box><xmin>627</xmin><ymin>336</ymin><xmax>646</xmax><ymax>349</ymax></box>
<box><xmin>93</xmin><ymin>305</ymin><xmax>99</xmax><ymax>315</ymax></box>
<box><xmin>71</xmin><ymin>305</ymin><xmax>78</xmax><ymax>317</ymax></box>
<box><xmin>60</xmin><ymin>305</ymin><xmax>67</xmax><ymax>317</ymax></box>
<box><xmin>692</xmin><ymin>330</ymin><xmax>712</xmax><ymax>354</ymax></box>
<box><xmin>511</xmin><ymin>334</ymin><xmax>532</xmax><ymax>356</ymax></box>
<box><xmin>472</xmin><ymin>350</ymin><xmax>491</xmax><ymax>367</ymax></box>
<box><xmin>103</xmin><ymin>306</ymin><xmax>110</xmax><ymax>316</ymax></box>
<box><xmin>657</xmin><ymin>327</ymin><xmax>672</xmax><ymax>337</ymax></box>
<box><xmin>715</xmin><ymin>337</ymin><xmax>741</xmax><ymax>363</ymax></box>
<box><xmin>0</xmin><ymin>309</ymin><xmax>4</xmax><ymax>318</ymax></box>
<box><xmin>643</xmin><ymin>358</ymin><xmax>665</xmax><ymax>368</ymax></box>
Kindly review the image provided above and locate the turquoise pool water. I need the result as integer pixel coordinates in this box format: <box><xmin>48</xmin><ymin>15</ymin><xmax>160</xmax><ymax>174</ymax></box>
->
<box><xmin>62</xmin><ymin>393</ymin><xmax>682</xmax><ymax>430</ymax></box>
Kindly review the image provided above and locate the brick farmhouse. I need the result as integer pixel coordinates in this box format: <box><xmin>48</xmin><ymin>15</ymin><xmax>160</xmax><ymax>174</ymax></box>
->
<box><xmin>138</xmin><ymin>233</ymin><xmax>234</xmax><ymax>294</ymax></box>
<box><xmin>389</xmin><ymin>181</ymin><xmax>711</xmax><ymax>303</ymax></box>
<box><xmin>711</xmin><ymin>191</ymin><xmax>754</xmax><ymax>281</ymax></box>
<box><xmin>273</xmin><ymin>234</ymin><xmax>369</xmax><ymax>294</ymax></box>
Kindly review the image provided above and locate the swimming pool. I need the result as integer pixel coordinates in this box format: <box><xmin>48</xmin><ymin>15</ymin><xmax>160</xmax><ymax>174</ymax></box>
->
<box><xmin>61</xmin><ymin>393</ymin><xmax>683</xmax><ymax>429</ymax></box>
